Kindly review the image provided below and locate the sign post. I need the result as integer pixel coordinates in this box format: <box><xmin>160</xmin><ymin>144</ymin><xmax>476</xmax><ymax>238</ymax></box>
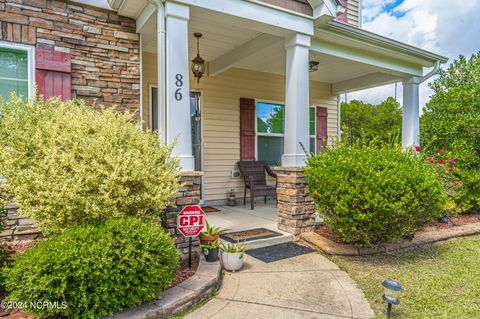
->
<box><xmin>177</xmin><ymin>205</ymin><xmax>206</xmax><ymax>268</ymax></box>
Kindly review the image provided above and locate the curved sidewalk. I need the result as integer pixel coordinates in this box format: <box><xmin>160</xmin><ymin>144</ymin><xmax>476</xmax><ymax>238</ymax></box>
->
<box><xmin>186</xmin><ymin>251</ymin><xmax>374</xmax><ymax>319</ymax></box>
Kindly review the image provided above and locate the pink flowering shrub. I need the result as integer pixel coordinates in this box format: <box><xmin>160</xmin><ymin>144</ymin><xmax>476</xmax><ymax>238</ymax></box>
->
<box><xmin>414</xmin><ymin>146</ymin><xmax>478</xmax><ymax>215</ymax></box>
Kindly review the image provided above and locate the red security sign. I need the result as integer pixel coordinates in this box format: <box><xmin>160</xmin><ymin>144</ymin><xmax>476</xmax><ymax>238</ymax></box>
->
<box><xmin>177</xmin><ymin>205</ymin><xmax>205</xmax><ymax>237</ymax></box>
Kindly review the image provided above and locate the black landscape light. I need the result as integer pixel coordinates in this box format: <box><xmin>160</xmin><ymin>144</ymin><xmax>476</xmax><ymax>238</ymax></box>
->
<box><xmin>382</xmin><ymin>279</ymin><xmax>403</xmax><ymax>319</ymax></box>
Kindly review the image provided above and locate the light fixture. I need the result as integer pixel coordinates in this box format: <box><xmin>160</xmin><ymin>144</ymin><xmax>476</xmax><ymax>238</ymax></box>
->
<box><xmin>382</xmin><ymin>280</ymin><xmax>403</xmax><ymax>319</ymax></box>
<box><xmin>191</xmin><ymin>32</ymin><xmax>205</xmax><ymax>84</ymax></box>
<box><xmin>309</xmin><ymin>61</ymin><xmax>319</xmax><ymax>72</ymax></box>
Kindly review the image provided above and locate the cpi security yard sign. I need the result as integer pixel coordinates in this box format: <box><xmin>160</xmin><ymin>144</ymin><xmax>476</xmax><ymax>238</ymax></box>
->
<box><xmin>177</xmin><ymin>205</ymin><xmax>205</xmax><ymax>237</ymax></box>
<box><xmin>177</xmin><ymin>205</ymin><xmax>206</xmax><ymax>268</ymax></box>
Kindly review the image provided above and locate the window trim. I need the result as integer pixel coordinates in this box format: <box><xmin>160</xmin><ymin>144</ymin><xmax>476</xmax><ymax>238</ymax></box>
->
<box><xmin>0</xmin><ymin>41</ymin><xmax>35</xmax><ymax>98</ymax></box>
<box><xmin>254</xmin><ymin>99</ymin><xmax>285</xmax><ymax>162</ymax></box>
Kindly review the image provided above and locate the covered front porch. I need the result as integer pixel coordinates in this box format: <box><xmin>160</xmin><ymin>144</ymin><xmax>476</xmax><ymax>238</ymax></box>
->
<box><xmin>133</xmin><ymin>0</ymin><xmax>447</xmax><ymax>237</ymax></box>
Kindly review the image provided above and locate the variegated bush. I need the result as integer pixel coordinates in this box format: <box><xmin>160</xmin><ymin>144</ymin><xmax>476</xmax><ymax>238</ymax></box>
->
<box><xmin>0</xmin><ymin>94</ymin><xmax>180</xmax><ymax>234</ymax></box>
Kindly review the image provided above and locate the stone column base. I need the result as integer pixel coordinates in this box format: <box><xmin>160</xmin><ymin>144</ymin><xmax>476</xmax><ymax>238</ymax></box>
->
<box><xmin>274</xmin><ymin>167</ymin><xmax>315</xmax><ymax>240</ymax></box>
<box><xmin>163</xmin><ymin>171</ymin><xmax>203</xmax><ymax>259</ymax></box>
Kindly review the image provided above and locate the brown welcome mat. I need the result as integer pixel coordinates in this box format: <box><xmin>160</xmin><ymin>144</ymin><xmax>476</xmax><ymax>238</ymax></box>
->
<box><xmin>221</xmin><ymin>228</ymin><xmax>283</xmax><ymax>243</ymax></box>
<box><xmin>202</xmin><ymin>206</ymin><xmax>221</xmax><ymax>213</ymax></box>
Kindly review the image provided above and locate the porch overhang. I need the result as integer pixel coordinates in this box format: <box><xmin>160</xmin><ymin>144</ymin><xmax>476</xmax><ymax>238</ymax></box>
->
<box><xmin>111</xmin><ymin>0</ymin><xmax>315</xmax><ymax>37</ymax></box>
<box><xmin>312</xmin><ymin>21</ymin><xmax>449</xmax><ymax>94</ymax></box>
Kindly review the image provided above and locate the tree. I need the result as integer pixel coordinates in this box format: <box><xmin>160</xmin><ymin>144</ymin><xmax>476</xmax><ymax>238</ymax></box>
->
<box><xmin>420</xmin><ymin>53</ymin><xmax>480</xmax><ymax>214</ymax></box>
<box><xmin>421</xmin><ymin>53</ymin><xmax>480</xmax><ymax>171</ymax></box>
<box><xmin>341</xmin><ymin>97</ymin><xmax>402</xmax><ymax>145</ymax></box>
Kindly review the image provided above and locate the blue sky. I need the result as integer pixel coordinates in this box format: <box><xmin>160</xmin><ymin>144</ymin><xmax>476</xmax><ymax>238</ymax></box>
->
<box><xmin>347</xmin><ymin>0</ymin><xmax>480</xmax><ymax>107</ymax></box>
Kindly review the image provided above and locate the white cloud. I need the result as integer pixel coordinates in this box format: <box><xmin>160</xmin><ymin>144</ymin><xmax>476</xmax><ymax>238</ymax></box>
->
<box><xmin>349</xmin><ymin>0</ymin><xmax>480</xmax><ymax>109</ymax></box>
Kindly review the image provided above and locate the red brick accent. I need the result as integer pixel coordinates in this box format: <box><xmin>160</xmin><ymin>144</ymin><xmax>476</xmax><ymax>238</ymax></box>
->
<box><xmin>0</xmin><ymin>0</ymin><xmax>140</xmax><ymax>112</ymax></box>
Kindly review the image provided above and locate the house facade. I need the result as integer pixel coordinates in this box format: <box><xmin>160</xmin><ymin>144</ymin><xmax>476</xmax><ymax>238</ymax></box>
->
<box><xmin>0</xmin><ymin>0</ymin><xmax>448</xmax><ymax>239</ymax></box>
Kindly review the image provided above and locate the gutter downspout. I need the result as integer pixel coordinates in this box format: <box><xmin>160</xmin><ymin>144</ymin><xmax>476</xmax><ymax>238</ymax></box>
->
<box><xmin>420</xmin><ymin>60</ymin><xmax>441</xmax><ymax>84</ymax></box>
<box><xmin>337</xmin><ymin>94</ymin><xmax>341</xmax><ymax>139</ymax></box>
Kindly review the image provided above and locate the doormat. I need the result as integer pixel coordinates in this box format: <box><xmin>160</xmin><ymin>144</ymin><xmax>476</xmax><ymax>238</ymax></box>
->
<box><xmin>221</xmin><ymin>228</ymin><xmax>283</xmax><ymax>243</ymax></box>
<box><xmin>202</xmin><ymin>206</ymin><xmax>221</xmax><ymax>213</ymax></box>
<box><xmin>246</xmin><ymin>242</ymin><xmax>314</xmax><ymax>263</ymax></box>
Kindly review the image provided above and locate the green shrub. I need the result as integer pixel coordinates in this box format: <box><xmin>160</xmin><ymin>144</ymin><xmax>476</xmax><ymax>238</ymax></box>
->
<box><xmin>0</xmin><ymin>94</ymin><xmax>180</xmax><ymax>234</ymax></box>
<box><xmin>4</xmin><ymin>217</ymin><xmax>179</xmax><ymax>319</ymax></box>
<box><xmin>454</xmin><ymin>169</ymin><xmax>480</xmax><ymax>214</ymax></box>
<box><xmin>305</xmin><ymin>144</ymin><xmax>447</xmax><ymax>246</ymax></box>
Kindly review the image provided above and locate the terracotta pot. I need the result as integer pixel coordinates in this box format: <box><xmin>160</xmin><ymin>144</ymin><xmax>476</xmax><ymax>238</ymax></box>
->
<box><xmin>199</xmin><ymin>234</ymin><xmax>219</xmax><ymax>245</ymax></box>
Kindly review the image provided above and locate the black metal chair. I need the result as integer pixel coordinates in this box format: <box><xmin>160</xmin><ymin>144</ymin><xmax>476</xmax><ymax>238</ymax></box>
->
<box><xmin>237</xmin><ymin>161</ymin><xmax>277</xmax><ymax>210</ymax></box>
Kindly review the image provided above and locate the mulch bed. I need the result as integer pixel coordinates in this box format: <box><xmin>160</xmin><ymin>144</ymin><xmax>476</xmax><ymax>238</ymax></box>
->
<box><xmin>0</xmin><ymin>243</ymin><xmax>200</xmax><ymax>319</ymax></box>
<box><xmin>168</xmin><ymin>253</ymin><xmax>200</xmax><ymax>288</ymax></box>
<box><xmin>315</xmin><ymin>214</ymin><xmax>480</xmax><ymax>245</ymax></box>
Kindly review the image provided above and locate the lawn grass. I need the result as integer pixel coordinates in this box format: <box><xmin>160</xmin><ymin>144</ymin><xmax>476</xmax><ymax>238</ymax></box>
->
<box><xmin>327</xmin><ymin>236</ymin><xmax>480</xmax><ymax>319</ymax></box>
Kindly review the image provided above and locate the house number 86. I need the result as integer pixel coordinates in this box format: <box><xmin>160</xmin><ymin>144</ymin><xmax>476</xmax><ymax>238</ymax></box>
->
<box><xmin>175</xmin><ymin>74</ymin><xmax>183</xmax><ymax>101</ymax></box>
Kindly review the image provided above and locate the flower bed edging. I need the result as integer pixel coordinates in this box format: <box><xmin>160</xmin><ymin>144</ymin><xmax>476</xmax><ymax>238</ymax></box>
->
<box><xmin>109</xmin><ymin>255</ymin><xmax>221</xmax><ymax>319</ymax></box>
<box><xmin>300</xmin><ymin>222</ymin><xmax>480</xmax><ymax>256</ymax></box>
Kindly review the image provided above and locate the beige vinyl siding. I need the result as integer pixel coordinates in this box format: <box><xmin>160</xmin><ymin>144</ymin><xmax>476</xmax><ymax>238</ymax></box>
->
<box><xmin>142</xmin><ymin>53</ymin><xmax>338</xmax><ymax>201</ymax></box>
<box><xmin>142</xmin><ymin>52</ymin><xmax>157</xmax><ymax>130</ymax></box>
<box><xmin>347</xmin><ymin>0</ymin><xmax>361</xmax><ymax>27</ymax></box>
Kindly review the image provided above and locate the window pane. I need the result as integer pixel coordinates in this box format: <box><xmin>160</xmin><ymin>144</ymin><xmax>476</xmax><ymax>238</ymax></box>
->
<box><xmin>310</xmin><ymin>137</ymin><xmax>315</xmax><ymax>154</ymax></box>
<box><xmin>257</xmin><ymin>136</ymin><xmax>283</xmax><ymax>166</ymax></box>
<box><xmin>309</xmin><ymin>108</ymin><xmax>315</xmax><ymax>136</ymax></box>
<box><xmin>257</xmin><ymin>102</ymin><xmax>284</xmax><ymax>134</ymax></box>
<box><xmin>0</xmin><ymin>79</ymin><xmax>28</xmax><ymax>101</ymax></box>
<box><xmin>0</xmin><ymin>48</ymin><xmax>28</xmax><ymax>100</ymax></box>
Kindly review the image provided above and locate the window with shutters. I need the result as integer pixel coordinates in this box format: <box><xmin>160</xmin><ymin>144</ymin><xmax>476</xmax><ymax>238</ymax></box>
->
<box><xmin>256</xmin><ymin>101</ymin><xmax>285</xmax><ymax>166</ymax></box>
<box><xmin>309</xmin><ymin>106</ymin><xmax>329</xmax><ymax>154</ymax></box>
<box><xmin>35</xmin><ymin>48</ymin><xmax>72</xmax><ymax>101</ymax></box>
<box><xmin>0</xmin><ymin>42</ymin><xmax>34</xmax><ymax>101</ymax></box>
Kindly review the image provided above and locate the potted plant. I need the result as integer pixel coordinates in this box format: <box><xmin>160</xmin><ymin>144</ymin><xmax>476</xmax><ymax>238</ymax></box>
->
<box><xmin>220</xmin><ymin>241</ymin><xmax>246</xmax><ymax>272</ymax></box>
<box><xmin>202</xmin><ymin>240</ymin><xmax>220</xmax><ymax>262</ymax></box>
<box><xmin>199</xmin><ymin>220</ymin><xmax>227</xmax><ymax>245</ymax></box>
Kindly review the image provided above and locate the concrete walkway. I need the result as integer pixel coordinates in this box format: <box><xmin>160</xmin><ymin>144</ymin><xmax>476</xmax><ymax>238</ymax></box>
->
<box><xmin>186</xmin><ymin>251</ymin><xmax>374</xmax><ymax>319</ymax></box>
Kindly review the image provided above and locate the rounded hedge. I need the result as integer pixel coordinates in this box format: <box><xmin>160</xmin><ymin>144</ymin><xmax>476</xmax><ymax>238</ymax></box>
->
<box><xmin>305</xmin><ymin>144</ymin><xmax>447</xmax><ymax>246</ymax></box>
<box><xmin>0</xmin><ymin>95</ymin><xmax>180</xmax><ymax>234</ymax></box>
<box><xmin>4</xmin><ymin>217</ymin><xmax>179</xmax><ymax>319</ymax></box>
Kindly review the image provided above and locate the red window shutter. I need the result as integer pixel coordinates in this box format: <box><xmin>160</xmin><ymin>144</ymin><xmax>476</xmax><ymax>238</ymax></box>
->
<box><xmin>316</xmin><ymin>107</ymin><xmax>328</xmax><ymax>153</ymax></box>
<box><xmin>240</xmin><ymin>98</ymin><xmax>256</xmax><ymax>161</ymax></box>
<box><xmin>35</xmin><ymin>48</ymin><xmax>72</xmax><ymax>100</ymax></box>
<box><xmin>336</xmin><ymin>0</ymin><xmax>348</xmax><ymax>23</ymax></box>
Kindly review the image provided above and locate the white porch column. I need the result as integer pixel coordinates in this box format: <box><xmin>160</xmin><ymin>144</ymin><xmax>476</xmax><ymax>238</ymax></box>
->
<box><xmin>402</xmin><ymin>76</ymin><xmax>421</xmax><ymax>147</ymax></box>
<box><xmin>165</xmin><ymin>2</ymin><xmax>194</xmax><ymax>171</ymax></box>
<box><xmin>282</xmin><ymin>34</ymin><xmax>311</xmax><ymax>167</ymax></box>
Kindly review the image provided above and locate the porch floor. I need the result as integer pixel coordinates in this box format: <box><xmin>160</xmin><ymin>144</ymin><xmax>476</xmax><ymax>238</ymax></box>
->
<box><xmin>203</xmin><ymin>203</ymin><xmax>294</xmax><ymax>250</ymax></box>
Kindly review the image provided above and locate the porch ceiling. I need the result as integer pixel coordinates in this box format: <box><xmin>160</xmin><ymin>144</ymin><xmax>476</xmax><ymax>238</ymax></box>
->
<box><xmin>142</xmin><ymin>6</ymin><xmax>262</xmax><ymax>61</ymax></box>
<box><xmin>140</xmin><ymin>4</ymin><xmax>436</xmax><ymax>94</ymax></box>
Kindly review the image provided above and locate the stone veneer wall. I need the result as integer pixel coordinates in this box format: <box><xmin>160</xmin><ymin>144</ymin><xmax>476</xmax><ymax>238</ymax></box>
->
<box><xmin>1</xmin><ymin>204</ymin><xmax>41</xmax><ymax>240</ymax></box>
<box><xmin>0</xmin><ymin>0</ymin><xmax>140</xmax><ymax>111</ymax></box>
<box><xmin>162</xmin><ymin>172</ymin><xmax>203</xmax><ymax>259</ymax></box>
<box><xmin>275</xmin><ymin>166</ymin><xmax>316</xmax><ymax>239</ymax></box>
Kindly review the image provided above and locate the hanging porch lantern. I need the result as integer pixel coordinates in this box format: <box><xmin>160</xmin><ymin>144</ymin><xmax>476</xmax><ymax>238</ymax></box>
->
<box><xmin>191</xmin><ymin>32</ymin><xmax>205</xmax><ymax>84</ymax></box>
